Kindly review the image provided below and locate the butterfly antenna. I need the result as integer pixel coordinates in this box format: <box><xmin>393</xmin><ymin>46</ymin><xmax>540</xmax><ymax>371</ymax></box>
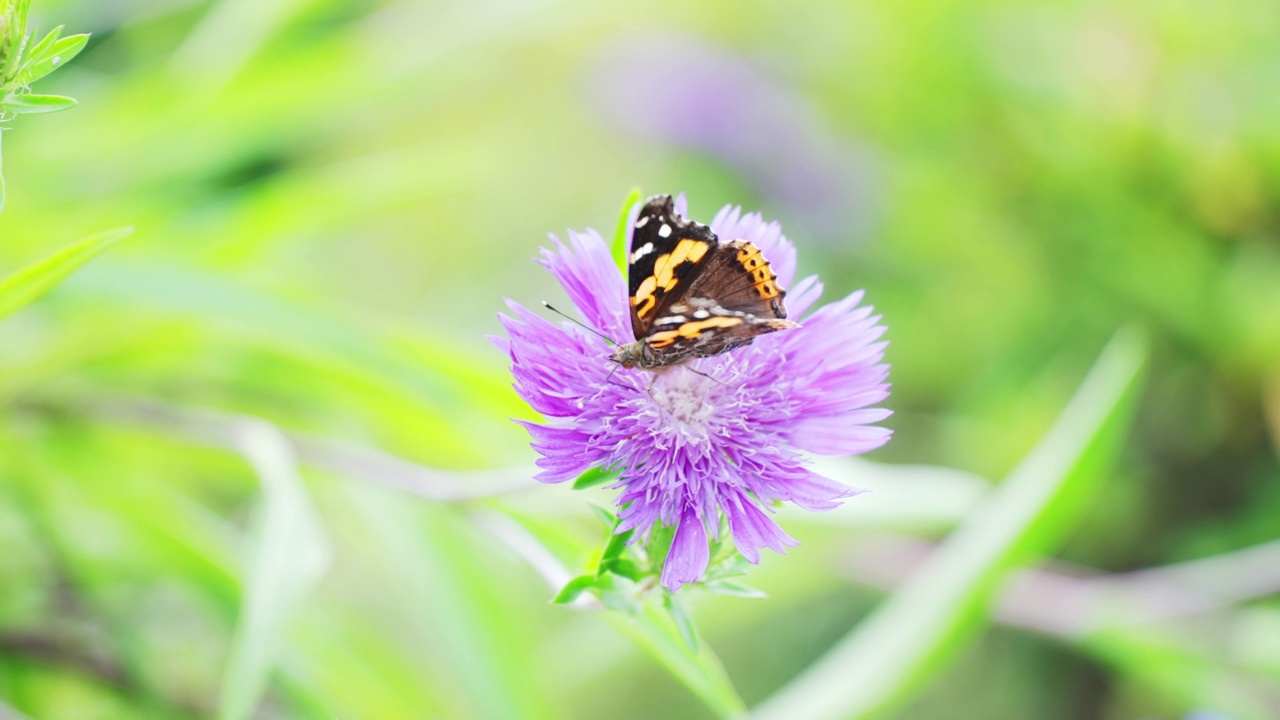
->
<box><xmin>541</xmin><ymin>302</ymin><xmax>620</xmax><ymax>346</ymax></box>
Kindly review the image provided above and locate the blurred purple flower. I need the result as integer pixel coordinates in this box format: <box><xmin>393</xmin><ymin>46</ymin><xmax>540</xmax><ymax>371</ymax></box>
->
<box><xmin>495</xmin><ymin>198</ymin><xmax>891</xmax><ymax>591</ymax></box>
<box><xmin>591</xmin><ymin>34</ymin><xmax>878</xmax><ymax>240</ymax></box>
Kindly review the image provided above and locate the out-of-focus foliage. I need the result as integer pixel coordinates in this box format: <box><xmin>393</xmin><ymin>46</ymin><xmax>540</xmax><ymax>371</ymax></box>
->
<box><xmin>0</xmin><ymin>1</ymin><xmax>1277</xmax><ymax>719</ymax></box>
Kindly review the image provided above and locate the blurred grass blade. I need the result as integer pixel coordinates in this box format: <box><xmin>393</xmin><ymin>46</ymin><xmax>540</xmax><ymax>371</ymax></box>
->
<box><xmin>346</xmin><ymin>488</ymin><xmax>554</xmax><ymax>718</ymax></box>
<box><xmin>218</xmin><ymin>422</ymin><xmax>330</xmax><ymax>720</ymax></box>
<box><xmin>753</xmin><ymin>327</ymin><xmax>1148</xmax><ymax>720</ymax></box>
<box><xmin>608</xmin><ymin>600</ymin><xmax>746</xmax><ymax>719</ymax></box>
<box><xmin>0</xmin><ymin>226</ymin><xmax>131</xmax><ymax>320</ymax></box>
<box><xmin>0</xmin><ymin>131</ymin><xmax>5</xmax><ymax>213</ymax></box>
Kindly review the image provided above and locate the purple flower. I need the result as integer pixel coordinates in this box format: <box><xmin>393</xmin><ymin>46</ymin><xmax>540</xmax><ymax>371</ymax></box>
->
<box><xmin>589</xmin><ymin>33</ymin><xmax>880</xmax><ymax>242</ymax></box>
<box><xmin>495</xmin><ymin>196</ymin><xmax>891</xmax><ymax>591</ymax></box>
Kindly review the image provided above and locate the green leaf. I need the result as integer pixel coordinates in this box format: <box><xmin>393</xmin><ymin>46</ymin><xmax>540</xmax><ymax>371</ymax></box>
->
<box><xmin>20</xmin><ymin>32</ymin><xmax>88</xmax><ymax>85</ymax></box>
<box><xmin>551</xmin><ymin>574</ymin><xmax>598</xmax><ymax>604</ymax></box>
<box><xmin>0</xmin><ymin>130</ymin><xmax>5</xmax><ymax>213</ymax></box>
<box><xmin>0</xmin><ymin>226</ymin><xmax>132</xmax><ymax>322</ymax></box>
<box><xmin>218</xmin><ymin>422</ymin><xmax>330</xmax><ymax>720</ymax></box>
<box><xmin>3</xmin><ymin>92</ymin><xmax>77</xmax><ymax>114</ymax></box>
<box><xmin>17</xmin><ymin>24</ymin><xmax>60</xmax><ymax>70</ymax></box>
<box><xmin>753</xmin><ymin>327</ymin><xmax>1148</xmax><ymax>720</ymax></box>
<box><xmin>573</xmin><ymin>464</ymin><xmax>621</xmax><ymax>490</ymax></box>
<box><xmin>611</xmin><ymin>187</ymin><xmax>643</xmax><ymax>273</ymax></box>
<box><xmin>597</xmin><ymin>525</ymin><xmax>634</xmax><ymax>573</ymax></box>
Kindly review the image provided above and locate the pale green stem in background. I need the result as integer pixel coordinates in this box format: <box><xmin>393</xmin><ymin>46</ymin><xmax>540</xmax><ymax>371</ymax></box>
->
<box><xmin>752</xmin><ymin>328</ymin><xmax>1148</xmax><ymax>720</ymax></box>
<box><xmin>216</xmin><ymin>421</ymin><xmax>329</xmax><ymax>720</ymax></box>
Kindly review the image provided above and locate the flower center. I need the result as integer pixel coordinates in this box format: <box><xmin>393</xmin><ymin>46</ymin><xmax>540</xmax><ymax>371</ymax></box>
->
<box><xmin>650</xmin><ymin>369</ymin><xmax>717</xmax><ymax>431</ymax></box>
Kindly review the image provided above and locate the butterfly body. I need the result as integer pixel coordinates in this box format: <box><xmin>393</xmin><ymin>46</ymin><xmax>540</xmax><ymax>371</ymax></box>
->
<box><xmin>611</xmin><ymin>195</ymin><xmax>798</xmax><ymax>370</ymax></box>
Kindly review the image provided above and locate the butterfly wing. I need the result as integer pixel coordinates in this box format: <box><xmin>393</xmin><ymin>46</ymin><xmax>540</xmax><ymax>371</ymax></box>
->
<box><xmin>627</xmin><ymin>195</ymin><xmax>719</xmax><ymax>340</ymax></box>
<box><xmin>641</xmin><ymin>240</ymin><xmax>798</xmax><ymax>360</ymax></box>
<box><xmin>683</xmin><ymin>240</ymin><xmax>790</xmax><ymax>319</ymax></box>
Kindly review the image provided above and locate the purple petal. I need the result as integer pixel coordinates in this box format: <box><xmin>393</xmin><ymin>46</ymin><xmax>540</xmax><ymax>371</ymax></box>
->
<box><xmin>723</xmin><ymin>491</ymin><xmax>798</xmax><ymax>564</ymax></box>
<box><xmin>538</xmin><ymin>230</ymin><xmax>631</xmax><ymax>342</ymax></box>
<box><xmin>775</xmin><ymin>469</ymin><xmax>863</xmax><ymax>511</ymax></box>
<box><xmin>785</xmin><ymin>275</ymin><xmax>823</xmax><ymax>319</ymax></box>
<box><xmin>660</xmin><ymin>508</ymin><xmax>709</xmax><ymax>591</ymax></box>
<box><xmin>789</xmin><ymin>417</ymin><xmax>894</xmax><ymax>456</ymax></box>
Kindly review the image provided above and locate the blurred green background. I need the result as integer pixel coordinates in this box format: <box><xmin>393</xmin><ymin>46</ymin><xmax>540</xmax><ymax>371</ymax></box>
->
<box><xmin>1</xmin><ymin>0</ymin><xmax>1279</xmax><ymax>718</ymax></box>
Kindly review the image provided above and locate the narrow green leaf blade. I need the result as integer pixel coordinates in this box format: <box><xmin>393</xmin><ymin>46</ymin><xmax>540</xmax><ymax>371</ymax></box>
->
<box><xmin>573</xmin><ymin>464</ymin><xmax>621</xmax><ymax>490</ymax></box>
<box><xmin>20</xmin><ymin>32</ymin><xmax>88</xmax><ymax>84</ymax></box>
<box><xmin>611</xmin><ymin>187</ymin><xmax>643</xmax><ymax>273</ymax></box>
<box><xmin>18</xmin><ymin>24</ymin><xmax>61</xmax><ymax>69</ymax></box>
<box><xmin>551</xmin><ymin>574</ymin><xmax>598</xmax><ymax>604</ymax></box>
<box><xmin>0</xmin><ymin>226</ymin><xmax>132</xmax><ymax>321</ymax></box>
<box><xmin>597</xmin><ymin>525</ymin><xmax>634</xmax><ymax>570</ymax></box>
<box><xmin>753</xmin><ymin>328</ymin><xmax>1148</xmax><ymax>720</ymax></box>
<box><xmin>5</xmin><ymin>92</ymin><xmax>77</xmax><ymax>114</ymax></box>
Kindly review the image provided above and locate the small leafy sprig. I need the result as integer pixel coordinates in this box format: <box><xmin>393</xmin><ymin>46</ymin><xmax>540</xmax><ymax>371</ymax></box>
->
<box><xmin>0</xmin><ymin>0</ymin><xmax>90</xmax><ymax>210</ymax></box>
<box><xmin>553</xmin><ymin>501</ymin><xmax>765</xmax><ymax>652</ymax></box>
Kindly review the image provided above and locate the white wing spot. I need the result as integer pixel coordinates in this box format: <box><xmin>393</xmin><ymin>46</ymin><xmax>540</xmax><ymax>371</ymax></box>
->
<box><xmin>658</xmin><ymin>224</ymin><xmax>672</xmax><ymax>238</ymax></box>
<box><xmin>693</xmin><ymin>309</ymin><xmax>710</xmax><ymax>319</ymax></box>
<box><xmin>630</xmin><ymin>242</ymin><xmax>655</xmax><ymax>262</ymax></box>
<box><xmin>635</xmin><ymin>216</ymin><xmax>650</xmax><ymax>228</ymax></box>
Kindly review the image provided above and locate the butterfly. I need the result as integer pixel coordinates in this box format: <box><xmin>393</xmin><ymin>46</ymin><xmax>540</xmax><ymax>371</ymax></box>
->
<box><xmin>610</xmin><ymin>194</ymin><xmax>799</xmax><ymax>370</ymax></box>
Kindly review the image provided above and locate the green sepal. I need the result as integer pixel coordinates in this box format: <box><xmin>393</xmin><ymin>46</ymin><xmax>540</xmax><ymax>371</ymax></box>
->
<box><xmin>611</xmin><ymin>187</ymin><xmax>643</xmax><ymax>273</ymax></box>
<box><xmin>551</xmin><ymin>574</ymin><xmax>599</xmax><ymax>605</ymax></box>
<box><xmin>573</xmin><ymin>464</ymin><xmax>621</xmax><ymax>490</ymax></box>
<box><xmin>703</xmin><ymin>552</ymin><xmax>752</xmax><ymax>581</ymax></box>
<box><xmin>646</xmin><ymin>522</ymin><xmax>677</xmax><ymax>573</ymax></box>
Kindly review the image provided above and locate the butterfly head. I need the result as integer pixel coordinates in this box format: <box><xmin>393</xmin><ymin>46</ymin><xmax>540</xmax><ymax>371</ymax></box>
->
<box><xmin>610</xmin><ymin>340</ymin><xmax>655</xmax><ymax>370</ymax></box>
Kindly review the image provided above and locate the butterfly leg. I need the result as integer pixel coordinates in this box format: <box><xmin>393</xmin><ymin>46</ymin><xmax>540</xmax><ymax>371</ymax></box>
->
<box><xmin>687</xmin><ymin>365</ymin><xmax>731</xmax><ymax>387</ymax></box>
